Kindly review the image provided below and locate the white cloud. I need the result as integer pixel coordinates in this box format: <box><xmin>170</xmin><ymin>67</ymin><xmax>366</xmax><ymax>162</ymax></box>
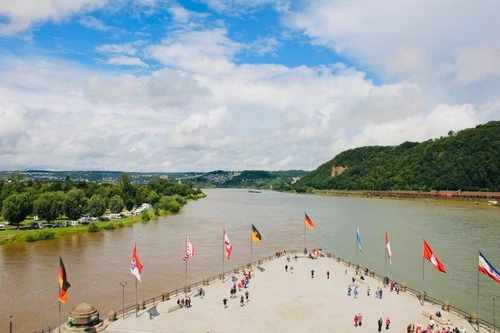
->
<box><xmin>148</xmin><ymin>28</ymin><xmax>240</xmax><ymax>74</ymax></box>
<box><xmin>107</xmin><ymin>56</ymin><xmax>148</xmax><ymax>67</ymax></box>
<box><xmin>286</xmin><ymin>0</ymin><xmax>500</xmax><ymax>103</ymax></box>
<box><xmin>455</xmin><ymin>45</ymin><xmax>500</xmax><ymax>85</ymax></box>
<box><xmin>96</xmin><ymin>42</ymin><xmax>140</xmax><ymax>56</ymax></box>
<box><xmin>0</xmin><ymin>0</ymin><xmax>107</xmax><ymax>35</ymax></box>
<box><xmin>78</xmin><ymin>16</ymin><xmax>114</xmax><ymax>31</ymax></box>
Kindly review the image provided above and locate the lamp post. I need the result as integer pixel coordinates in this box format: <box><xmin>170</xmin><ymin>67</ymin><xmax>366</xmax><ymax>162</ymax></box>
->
<box><xmin>120</xmin><ymin>282</ymin><xmax>127</xmax><ymax>319</ymax></box>
<box><xmin>489</xmin><ymin>293</ymin><xmax>499</xmax><ymax>333</ymax></box>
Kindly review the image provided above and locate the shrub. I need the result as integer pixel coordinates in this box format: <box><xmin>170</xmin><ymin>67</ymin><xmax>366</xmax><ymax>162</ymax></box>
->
<box><xmin>38</xmin><ymin>230</ymin><xmax>55</xmax><ymax>240</ymax></box>
<box><xmin>88</xmin><ymin>222</ymin><xmax>100</xmax><ymax>233</ymax></box>
<box><xmin>104</xmin><ymin>223</ymin><xmax>116</xmax><ymax>230</ymax></box>
<box><xmin>117</xmin><ymin>222</ymin><xmax>124</xmax><ymax>228</ymax></box>
<box><xmin>141</xmin><ymin>210</ymin><xmax>151</xmax><ymax>222</ymax></box>
<box><xmin>25</xmin><ymin>232</ymin><xmax>38</xmax><ymax>242</ymax></box>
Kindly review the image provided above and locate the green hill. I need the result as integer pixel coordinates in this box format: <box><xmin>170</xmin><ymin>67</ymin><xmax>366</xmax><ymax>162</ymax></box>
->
<box><xmin>295</xmin><ymin>121</ymin><xmax>500</xmax><ymax>192</ymax></box>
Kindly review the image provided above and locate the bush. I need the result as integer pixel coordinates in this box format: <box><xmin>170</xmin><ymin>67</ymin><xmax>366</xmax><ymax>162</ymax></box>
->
<box><xmin>38</xmin><ymin>230</ymin><xmax>55</xmax><ymax>240</ymax></box>
<box><xmin>87</xmin><ymin>222</ymin><xmax>100</xmax><ymax>233</ymax></box>
<box><xmin>141</xmin><ymin>210</ymin><xmax>150</xmax><ymax>222</ymax></box>
<box><xmin>104</xmin><ymin>223</ymin><xmax>116</xmax><ymax>230</ymax></box>
<box><xmin>117</xmin><ymin>222</ymin><xmax>124</xmax><ymax>228</ymax></box>
<box><xmin>25</xmin><ymin>232</ymin><xmax>38</xmax><ymax>242</ymax></box>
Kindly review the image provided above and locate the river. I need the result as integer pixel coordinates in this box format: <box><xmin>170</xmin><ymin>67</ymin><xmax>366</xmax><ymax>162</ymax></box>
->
<box><xmin>1</xmin><ymin>189</ymin><xmax>499</xmax><ymax>332</ymax></box>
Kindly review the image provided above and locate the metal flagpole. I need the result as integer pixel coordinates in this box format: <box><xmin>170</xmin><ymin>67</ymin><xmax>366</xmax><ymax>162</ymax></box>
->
<box><xmin>356</xmin><ymin>225</ymin><xmax>359</xmax><ymax>267</ymax></box>
<box><xmin>222</xmin><ymin>228</ymin><xmax>225</xmax><ymax>283</ymax></box>
<box><xmin>58</xmin><ymin>296</ymin><xmax>61</xmax><ymax>333</ymax></box>
<box><xmin>304</xmin><ymin>219</ymin><xmax>306</xmax><ymax>250</ymax></box>
<box><xmin>477</xmin><ymin>250</ymin><xmax>480</xmax><ymax>332</ymax></box>
<box><xmin>422</xmin><ymin>242</ymin><xmax>425</xmax><ymax>306</ymax></box>
<box><xmin>250</xmin><ymin>225</ymin><xmax>253</xmax><ymax>269</ymax></box>
<box><xmin>185</xmin><ymin>234</ymin><xmax>188</xmax><ymax>297</ymax></box>
<box><xmin>135</xmin><ymin>279</ymin><xmax>138</xmax><ymax>317</ymax></box>
<box><xmin>384</xmin><ymin>232</ymin><xmax>387</xmax><ymax>284</ymax></box>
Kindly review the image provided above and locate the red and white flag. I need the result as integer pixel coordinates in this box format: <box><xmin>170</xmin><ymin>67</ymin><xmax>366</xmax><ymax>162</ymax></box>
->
<box><xmin>385</xmin><ymin>231</ymin><xmax>392</xmax><ymax>264</ymax></box>
<box><xmin>130</xmin><ymin>243</ymin><xmax>143</xmax><ymax>282</ymax></box>
<box><xmin>223</xmin><ymin>229</ymin><xmax>233</xmax><ymax>260</ymax></box>
<box><xmin>183</xmin><ymin>235</ymin><xmax>195</xmax><ymax>261</ymax></box>
<box><xmin>423</xmin><ymin>240</ymin><xmax>446</xmax><ymax>273</ymax></box>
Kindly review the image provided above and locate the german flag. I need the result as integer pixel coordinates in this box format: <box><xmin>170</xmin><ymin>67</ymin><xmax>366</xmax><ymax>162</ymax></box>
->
<box><xmin>251</xmin><ymin>224</ymin><xmax>262</xmax><ymax>245</ymax></box>
<box><xmin>59</xmin><ymin>257</ymin><xmax>71</xmax><ymax>304</ymax></box>
<box><xmin>304</xmin><ymin>213</ymin><xmax>315</xmax><ymax>230</ymax></box>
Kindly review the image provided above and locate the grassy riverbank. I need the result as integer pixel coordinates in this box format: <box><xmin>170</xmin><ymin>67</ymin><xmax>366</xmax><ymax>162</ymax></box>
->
<box><xmin>0</xmin><ymin>211</ymin><xmax>163</xmax><ymax>244</ymax></box>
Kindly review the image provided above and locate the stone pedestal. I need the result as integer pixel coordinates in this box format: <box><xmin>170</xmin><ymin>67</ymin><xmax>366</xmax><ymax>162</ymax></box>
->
<box><xmin>442</xmin><ymin>300</ymin><xmax>450</xmax><ymax>311</ymax></box>
<box><xmin>401</xmin><ymin>282</ymin><xmax>407</xmax><ymax>292</ymax></box>
<box><xmin>63</xmin><ymin>303</ymin><xmax>107</xmax><ymax>332</ymax></box>
<box><xmin>162</xmin><ymin>292</ymin><xmax>170</xmax><ymax>301</ymax></box>
<box><xmin>107</xmin><ymin>310</ymin><xmax>116</xmax><ymax>322</ymax></box>
<box><xmin>469</xmin><ymin>312</ymin><xmax>478</xmax><ymax>324</ymax></box>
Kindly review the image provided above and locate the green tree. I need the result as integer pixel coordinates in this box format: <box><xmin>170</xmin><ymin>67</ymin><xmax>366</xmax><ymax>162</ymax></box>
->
<box><xmin>88</xmin><ymin>194</ymin><xmax>107</xmax><ymax>218</ymax></box>
<box><xmin>108</xmin><ymin>195</ymin><xmax>125</xmax><ymax>214</ymax></box>
<box><xmin>2</xmin><ymin>193</ymin><xmax>33</xmax><ymax>228</ymax></box>
<box><xmin>64</xmin><ymin>189</ymin><xmax>88</xmax><ymax>220</ymax></box>
<box><xmin>34</xmin><ymin>191</ymin><xmax>64</xmax><ymax>223</ymax></box>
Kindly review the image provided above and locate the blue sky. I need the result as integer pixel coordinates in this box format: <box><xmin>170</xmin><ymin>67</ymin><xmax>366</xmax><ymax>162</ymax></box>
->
<box><xmin>0</xmin><ymin>0</ymin><xmax>499</xmax><ymax>172</ymax></box>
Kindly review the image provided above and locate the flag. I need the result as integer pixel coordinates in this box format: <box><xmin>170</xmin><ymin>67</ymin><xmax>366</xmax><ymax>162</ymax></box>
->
<box><xmin>304</xmin><ymin>213</ymin><xmax>315</xmax><ymax>230</ymax></box>
<box><xmin>385</xmin><ymin>231</ymin><xmax>392</xmax><ymax>264</ymax></box>
<box><xmin>130</xmin><ymin>243</ymin><xmax>143</xmax><ymax>282</ymax></box>
<box><xmin>356</xmin><ymin>226</ymin><xmax>362</xmax><ymax>252</ymax></box>
<box><xmin>224</xmin><ymin>228</ymin><xmax>233</xmax><ymax>260</ymax></box>
<box><xmin>183</xmin><ymin>235</ymin><xmax>195</xmax><ymax>261</ymax></box>
<box><xmin>479</xmin><ymin>251</ymin><xmax>500</xmax><ymax>284</ymax></box>
<box><xmin>58</xmin><ymin>257</ymin><xmax>71</xmax><ymax>304</ymax></box>
<box><xmin>251</xmin><ymin>224</ymin><xmax>262</xmax><ymax>245</ymax></box>
<box><xmin>423</xmin><ymin>240</ymin><xmax>446</xmax><ymax>273</ymax></box>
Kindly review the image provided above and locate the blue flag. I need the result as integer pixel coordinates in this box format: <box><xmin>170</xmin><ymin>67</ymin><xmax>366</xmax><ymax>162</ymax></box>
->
<box><xmin>356</xmin><ymin>226</ymin><xmax>362</xmax><ymax>252</ymax></box>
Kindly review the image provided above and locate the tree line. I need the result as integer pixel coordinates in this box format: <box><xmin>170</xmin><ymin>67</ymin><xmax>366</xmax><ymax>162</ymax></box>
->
<box><xmin>295</xmin><ymin>121</ymin><xmax>500</xmax><ymax>192</ymax></box>
<box><xmin>0</xmin><ymin>173</ymin><xmax>205</xmax><ymax>228</ymax></box>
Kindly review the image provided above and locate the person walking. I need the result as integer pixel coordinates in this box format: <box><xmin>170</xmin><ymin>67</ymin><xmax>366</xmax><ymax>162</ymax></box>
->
<box><xmin>311</xmin><ymin>269</ymin><xmax>315</xmax><ymax>278</ymax></box>
<box><xmin>245</xmin><ymin>290</ymin><xmax>249</xmax><ymax>303</ymax></box>
<box><xmin>327</xmin><ymin>270</ymin><xmax>330</xmax><ymax>279</ymax></box>
<box><xmin>378</xmin><ymin>318</ymin><xmax>383</xmax><ymax>332</ymax></box>
<box><xmin>223</xmin><ymin>298</ymin><xmax>228</xmax><ymax>308</ymax></box>
<box><xmin>240</xmin><ymin>295</ymin><xmax>245</xmax><ymax>306</ymax></box>
<box><xmin>358</xmin><ymin>313</ymin><xmax>363</xmax><ymax>327</ymax></box>
<box><xmin>354</xmin><ymin>314</ymin><xmax>359</xmax><ymax>327</ymax></box>
<box><xmin>385</xmin><ymin>317</ymin><xmax>391</xmax><ymax>330</ymax></box>
<box><xmin>285</xmin><ymin>264</ymin><xmax>288</xmax><ymax>272</ymax></box>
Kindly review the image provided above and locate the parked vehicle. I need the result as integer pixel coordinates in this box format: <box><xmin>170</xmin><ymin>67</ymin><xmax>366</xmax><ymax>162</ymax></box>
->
<box><xmin>30</xmin><ymin>222</ymin><xmax>43</xmax><ymax>229</ymax></box>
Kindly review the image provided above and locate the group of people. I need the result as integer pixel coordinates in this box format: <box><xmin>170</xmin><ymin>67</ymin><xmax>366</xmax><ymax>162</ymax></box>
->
<box><xmin>353</xmin><ymin>313</ymin><xmax>363</xmax><ymax>327</ymax></box>
<box><xmin>176</xmin><ymin>296</ymin><xmax>192</xmax><ymax>308</ymax></box>
<box><xmin>224</xmin><ymin>271</ymin><xmax>252</xmax><ymax>309</ymax></box>
<box><xmin>377</xmin><ymin>317</ymin><xmax>391</xmax><ymax>332</ymax></box>
<box><xmin>406</xmin><ymin>321</ymin><xmax>467</xmax><ymax>333</ymax></box>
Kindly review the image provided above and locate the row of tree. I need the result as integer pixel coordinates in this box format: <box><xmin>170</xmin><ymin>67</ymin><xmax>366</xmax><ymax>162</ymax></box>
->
<box><xmin>295</xmin><ymin>121</ymin><xmax>500</xmax><ymax>192</ymax></box>
<box><xmin>1</xmin><ymin>173</ymin><xmax>205</xmax><ymax>227</ymax></box>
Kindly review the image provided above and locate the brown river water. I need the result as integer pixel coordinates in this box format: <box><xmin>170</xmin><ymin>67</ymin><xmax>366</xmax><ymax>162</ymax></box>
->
<box><xmin>1</xmin><ymin>189</ymin><xmax>499</xmax><ymax>332</ymax></box>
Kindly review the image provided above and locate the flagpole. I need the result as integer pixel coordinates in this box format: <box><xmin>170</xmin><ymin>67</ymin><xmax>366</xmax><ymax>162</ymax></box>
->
<box><xmin>222</xmin><ymin>228</ymin><xmax>225</xmax><ymax>283</ymax></box>
<box><xmin>185</xmin><ymin>234</ymin><xmax>188</xmax><ymax>297</ymax></box>
<box><xmin>477</xmin><ymin>250</ymin><xmax>480</xmax><ymax>333</ymax></box>
<box><xmin>384</xmin><ymin>231</ymin><xmax>387</xmax><ymax>283</ymax></box>
<box><xmin>58</xmin><ymin>292</ymin><xmax>61</xmax><ymax>333</ymax></box>
<box><xmin>250</xmin><ymin>225</ymin><xmax>253</xmax><ymax>269</ymax></box>
<box><xmin>135</xmin><ymin>278</ymin><xmax>138</xmax><ymax>317</ymax></box>
<box><xmin>304</xmin><ymin>217</ymin><xmax>306</xmax><ymax>249</ymax></box>
<box><xmin>356</xmin><ymin>225</ymin><xmax>359</xmax><ymax>267</ymax></box>
<box><xmin>422</xmin><ymin>240</ymin><xmax>425</xmax><ymax>305</ymax></box>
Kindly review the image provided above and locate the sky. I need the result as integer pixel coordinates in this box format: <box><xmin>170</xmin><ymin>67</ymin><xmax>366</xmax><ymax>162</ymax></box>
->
<box><xmin>0</xmin><ymin>0</ymin><xmax>499</xmax><ymax>172</ymax></box>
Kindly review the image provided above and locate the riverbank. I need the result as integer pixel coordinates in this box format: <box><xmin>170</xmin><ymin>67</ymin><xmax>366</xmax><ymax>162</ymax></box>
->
<box><xmin>101</xmin><ymin>252</ymin><xmax>478</xmax><ymax>333</ymax></box>
<box><xmin>0</xmin><ymin>211</ymin><xmax>159</xmax><ymax>244</ymax></box>
<box><xmin>314</xmin><ymin>189</ymin><xmax>500</xmax><ymax>207</ymax></box>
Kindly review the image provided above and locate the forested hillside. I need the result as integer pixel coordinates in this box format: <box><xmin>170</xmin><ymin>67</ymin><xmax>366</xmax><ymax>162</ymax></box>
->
<box><xmin>295</xmin><ymin>121</ymin><xmax>500</xmax><ymax>191</ymax></box>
